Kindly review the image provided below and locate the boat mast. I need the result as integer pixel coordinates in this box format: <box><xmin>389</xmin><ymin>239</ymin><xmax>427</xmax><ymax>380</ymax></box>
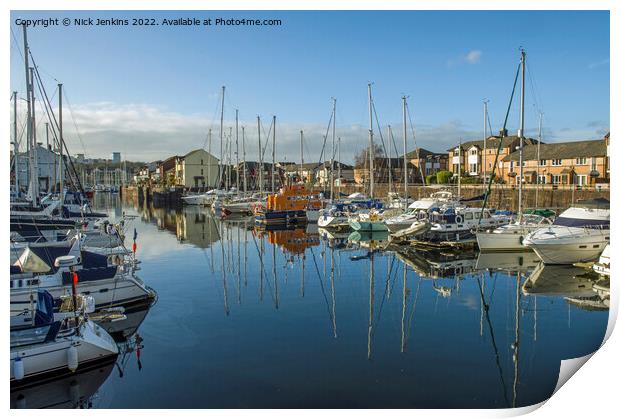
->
<box><xmin>368</xmin><ymin>83</ymin><xmax>375</xmax><ymax>199</ymax></box>
<box><xmin>228</xmin><ymin>127</ymin><xmax>233</xmax><ymax>191</ymax></box>
<box><xmin>22</xmin><ymin>25</ymin><xmax>37</xmax><ymax>205</ymax></box>
<box><xmin>12</xmin><ymin>91</ymin><xmax>19</xmax><ymax>195</ymax></box>
<box><xmin>58</xmin><ymin>83</ymin><xmax>63</xmax><ymax>195</ymax></box>
<box><xmin>535</xmin><ymin>112</ymin><xmax>542</xmax><ymax>208</ymax></box>
<box><xmin>331</xmin><ymin>98</ymin><xmax>336</xmax><ymax>201</ymax></box>
<box><xmin>219</xmin><ymin>86</ymin><xmax>225</xmax><ymax>189</ymax></box>
<box><xmin>518</xmin><ymin>50</ymin><xmax>526</xmax><ymax>219</ymax></box>
<box><xmin>338</xmin><ymin>137</ymin><xmax>342</xmax><ymax>196</ymax></box>
<box><xmin>29</xmin><ymin>67</ymin><xmax>39</xmax><ymax>205</ymax></box>
<box><xmin>235</xmin><ymin>109</ymin><xmax>240</xmax><ymax>195</ymax></box>
<box><xmin>257</xmin><ymin>116</ymin><xmax>263</xmax><ymax>195</ymax></box>
<box><xmin>402</xmin><ymin>96</ymin><xmax>408</xmax><ymax>207</ymax></box>
<box><xmin>458</xmin><ymin>137</ymin><xmax>462</xmax><ymax>199</ymax></box>
<box><xmin>242</xmin><ymin>126</ymin><xmax>247</xmax><ymax>195</ymax></box>
<box><xmin>208</xmin><ymin>128</ymin><xmax>212</xmax><ymax>188</ymax></box>
<box><xmin>300</xmin><ymin>130</ymin><xmax>304</xmax><ymax>184</ymax></box>
<box><xmin>387</xmin><ymin>125</ymin><xmax>393</xmax><ymax>196</ymax></box>
<box><xmin>272</xmin><ymin>116</ymin><xmax>276</xmax><ymax>192</ymax></box>
<box><xmin>483</xmin><ymin>99</ymin><xmax>488</xmax><ymax>187</ymax></box>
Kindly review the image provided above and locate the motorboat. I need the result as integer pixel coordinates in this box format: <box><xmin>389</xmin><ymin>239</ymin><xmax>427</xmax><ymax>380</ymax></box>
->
<box><xmin>475</xmin><ymin>213</ymin><xmax>554</xmax><ymax>252</ymax></box>
<box><xmin>385</xmin><ymin>191</ymin><xmax>458</xmax><ymax>233</ymax></box>
<box><xmin>523</xmin><ymin>199</ymin><xmax>610</xmax><ymax>264</ymax></box>
<box><xmin>521</xmin><ymin>263</ymin><xmax>597</xmax><ymax>297</ymax></box>
<box><xmin>10</xmin><ymin>290</ymin><xmax>118</xmax><ymax>384</ymax></box>
<box><xmin>419</xmin><ymin>206</ymin><xmax>511</xmax><ymax>243</ymax></box>
<box><xmin>318</xmin><ymin>203</ymin><xmax>354</xmax><ymax>230</ymax></box>
<box><xmin>10</xmin><ymin>244</ymin><xmax>156</xmax><ymax>316</ymax></box>
<box><xmin>592</xmin><ymin>244</ymin><xmax>610</xmax><ymax>277</ymax></box>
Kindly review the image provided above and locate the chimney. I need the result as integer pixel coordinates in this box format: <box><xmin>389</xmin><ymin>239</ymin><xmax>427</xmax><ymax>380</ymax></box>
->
<box><xmin>499</xmin><ymin>128</ymin><xmax>508</xmax><ymax>137</ymax></box>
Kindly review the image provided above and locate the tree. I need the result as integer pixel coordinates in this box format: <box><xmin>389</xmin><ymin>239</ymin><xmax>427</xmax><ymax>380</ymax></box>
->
<box><xmin>436</xmin><ymin>170</ymin><xmax>453</xmax><ymax>184</ymax></box>
<box><xmin>354</xmin><ymin>144</ymin><xmax>385</xmax><ymax>168</ymax></box>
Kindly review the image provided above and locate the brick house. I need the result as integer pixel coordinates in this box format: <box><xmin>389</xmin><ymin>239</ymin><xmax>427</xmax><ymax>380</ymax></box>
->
<box><xmin>404</xmin><ymin>148</ymin><xmax>449</xmax><ymax>177</ymax></box>
<box><xmin>448</xmin><ymin>129</ymin><xmax>539</xmax><ymax>181</ymax></box>
<box><xmin>501</xmin><ymin>138</ymin><xmax>608</xmax><ymax>186</ymax></box>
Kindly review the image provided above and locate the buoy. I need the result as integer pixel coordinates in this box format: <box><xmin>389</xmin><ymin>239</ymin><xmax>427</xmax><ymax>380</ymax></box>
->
<box><xmin>455</xmin><ymin>215</ymin><xmax>464</xmax><ymax>224</ymax></box>
<box><xmin>13</xmin><ymin>357</ymin><xmax>24</xmax><ymax>380</ymax></box>
<box><xmin>67</xmin><ymin>345</ymin><xmax>79</xmax><ymax>372</ymax></box>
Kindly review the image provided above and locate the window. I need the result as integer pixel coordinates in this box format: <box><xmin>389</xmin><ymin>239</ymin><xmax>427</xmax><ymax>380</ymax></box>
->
<box><xmin>576</xmin><ymin>157</ymin><xmax>587</xmax><ymax>165</ymax></box>
<box><xmin>538</xmin><ymin>174</ymin><xmax>546</xmax><ymax>184</ymax></box>
<box><xmin>201</xmin><ymin>159</ymin><xmax>204</xmax><ymax>165</ymax></box>
<box><xmin>552</xmin><ymin>159</ymin><xmax>562</xmax><ymax>166</ymax></box>
<box><xmin>470</xmin><ymin>148</ymin><xmax>478</xmax><ymax>155</ymax></box>
<box><xmin>577</xmin><ymin>174</ymin><xmax>588</xmax><ymax>186</ymax></box>
<box><xmin>454</xmin><ymin>148</ymin><xmax>460</xmax><ymax>156</ymax></box>
<box><xmin>469</xmin><ymin>163</ymin><xmax>477</xmax><ymax>173</ymax></box>
<box><xmin>539</xmin><ymin>159</ymin><xmax>547</xmax><ymax>166</ymax></box>
<box><xmin>201</xmin><ymin>169</ymin><xmax>204</xmax><ymax>175</ymax></box>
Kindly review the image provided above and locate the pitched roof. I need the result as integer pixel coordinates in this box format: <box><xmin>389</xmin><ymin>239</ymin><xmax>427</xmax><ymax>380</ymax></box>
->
<box><xmin>448</xmin><ymin>135</ymin><xmax>539</xmax><ymax>152</ymax></box>
<box><xmin>502</xmin><ymin>139</ymin><xmax>607</xmax><ymax>162</ymax></box>
<box><xmin>404</xmin><ymin>148</ymin><xmax>448</xmax><ymax>159</ymax></box>
<box><xmin>183</xmin><ymin>149</ymin><xmax>219</xmax><ymax>160</ymax></box>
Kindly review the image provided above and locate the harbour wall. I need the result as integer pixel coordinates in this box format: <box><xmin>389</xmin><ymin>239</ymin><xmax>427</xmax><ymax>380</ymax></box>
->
<box><xmin>120</xmin><ymin>183</ymin><xmax>609</xmax><ymax>211</ymax></box>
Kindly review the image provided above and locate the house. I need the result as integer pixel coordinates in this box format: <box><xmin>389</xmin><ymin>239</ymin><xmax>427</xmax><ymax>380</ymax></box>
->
<box><xmin>501</xmin><ymin>138</ymin><xmax>608</xmax><ymax>186</ymax></box>
<box><xmin>158</xmin><ymin>156</ymin><xmax>179</xmax><ymax>186</ymax></box>
<box><xmin>315</xmin><ymin>160</ymin><xmax>355</xmax><ymax>186</ymax></box>
<box><xmin>15</xmin><ymin>143</ymin><xmax>65</xmax><ymax>193</ymax></box>
<box><xmin>354</xmin><ymin>157</ymin><xmax>416</xmax><ymax>185</ymax></box>
<box><xmin>448</xmin><ymin>129</ymin><xmax>540</xmax><ymax>181</ymax></box>
<box><xmin>404</xmin><ymin>148</ymin><xmax>449</xmax><ymax>177</ymax></box>
<box><xmin>173</xmin><ymin>149</ymin><xmax>220</xmax><ymax>188</ymax></box>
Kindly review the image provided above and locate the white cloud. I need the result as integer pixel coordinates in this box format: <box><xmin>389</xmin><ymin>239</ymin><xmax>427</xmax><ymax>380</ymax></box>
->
<box><xmin>464</xmin><ymin>50</ymin><xmax>482</xmax><ymax>64</ymax></box>
<box><xmin>587</xmin><ymin>58</ymin><xmax>609</xmax><ymax>70</ymax></box>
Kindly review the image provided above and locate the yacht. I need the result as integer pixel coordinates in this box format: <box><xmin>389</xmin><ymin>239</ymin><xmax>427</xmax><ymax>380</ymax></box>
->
<box><xmin>593</xmin><ymin>244</ymin><xmax>610</xmax><ymax>277</ymax></box>
<box><xmin>10</xmin><ymin>290</ymin><xmax>118</xmax><ymax>384</ymax></box>
<box><xmin>385</xmin><ymin>191</ymin><xmax>457</xmax><ymax>233</ymax></box>
<box><xmin>476</xmin><ymin>213</ymin><xmax>553</xmax><ymax>252</ymax></box>
<box><xmin>10</xmin><ymin>243</ymin><xmax>156</xmax><ymax>316</ymax></box>
<box><xmin>523</xmin><ymin>200</ymin><xmax>610</xmax><ymax>264</ymax></box>
<box><xmin>419</xmin><ymin>206</ymin><xmax>511</xmax><ymax>243</ymax></box>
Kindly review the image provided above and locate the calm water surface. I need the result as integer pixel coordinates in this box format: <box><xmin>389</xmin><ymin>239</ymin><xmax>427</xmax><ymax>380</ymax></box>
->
<box><xmin>12</xmin><ymin>194</ymin><xmax>609</xmax><ymax>408</ymax></box>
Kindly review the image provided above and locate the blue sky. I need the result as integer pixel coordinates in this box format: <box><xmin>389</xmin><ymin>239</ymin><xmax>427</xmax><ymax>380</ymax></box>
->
<box><xmin>10</xmin><ymin>10</ymin><xmax>610</xmax><ymax>162</ymax></box>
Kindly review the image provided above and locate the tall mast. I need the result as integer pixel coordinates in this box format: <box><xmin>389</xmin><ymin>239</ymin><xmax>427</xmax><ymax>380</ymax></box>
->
<box><xmin>242</xmin><ymin>126</ymin><xmax>247</xmax><ymax>195</ymax></box>
<box><xmin>13</xmin><ymin>91</ymin><xmax>19</xmax><ymax>195</ymax></box>
<box><xmin>58</xmin><ymin>83</ymin><xmax>64</xmax><ymax>195</ymax></box>
<box><xmin>536</xmin><ymin>112</ymin><xmax>543</xmax><ymax>208</ymax></box>
<box><xmin>208</xmin><ymin>128</ymin><xmax>212</xmax><ymax>188</ymax></box>
<box><xmin>227</xmin><ymin>127</ymin><xmax>232</xmax><ymax>191</ymax></box>
<box><xmin>483</xmin><ymin>99</ymin><xmax>488</xmax><ymax>187</ymax></box>
<box><xmin>272</xmin><ymin>115</ymin><xmax>276</xmax><ymax>192</ymax></box>
<box><xmin>367</xmin><ymin>83</ymin><xmax>375</xmax><ymax>199</ymax></box>
<box><xmin>235</xmin><ymin>109</ymin><xmax>240</xmax><ymax>195</ymax></box>
<box><xmin>338</xmin><ymin>137</ymin><xmax>342</xmax><ymax>196</ymax></box>
<box><xmin>518</xmin><ymin>50</ymin><xmax>526</xmax><ymax>218</ymax></box>
<box><xmin>330</xmin><ymin>98</ymin><xmax>336</xmax><ymax>201</ymax></box>
<box><xmin>402</xmin><ymin>96</ymin><xmax>408</xmax><ymax>207</ymax></box>
<box><xmin>458</xmin><ymin>137</ymin><xmax>462</xmax><ymax>199</ymax></box>
<box><xmin>300</xmin><ymin>130</ymin><xmax>304</xmax><ymax>184</ymax></box>
<box><xmin>257</xmin><ymin>116</ymin><xmax>263</xmax><ymax>195</ymax></box>
<box><xmin>22</xmin><ymin>25</ymin><xmax>35</xmax><ymax>204</ymax></box>
<box><xmin>219</xmin><ymin>86</ymin><xmax>225</xmax><ymax>189</ymax></box>
<box><xmin>387</xmin><ymin>125</ymin><xmax>393</xmax><ymax>195</ymax></box>
<box><xmin>29</xmin><ymin>67</ymin><xmax>39</xmax><ymax>205</ymax></box>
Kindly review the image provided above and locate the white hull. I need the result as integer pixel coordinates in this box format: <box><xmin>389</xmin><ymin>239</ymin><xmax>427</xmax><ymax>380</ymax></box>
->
<box><xmin>317</xmin><ymin>215</ymin><xmax>349</xmax><ymax>229</ymax></box>
<box><xmin>181</xmin><ymin>195</ymin><xmax>208</xmax><ymax>205</ymax></box>
<box><xmin>524</xmin><ymin>227</ymin><xmax>609</xmax><ymax>264</ymax></box>
<box><xmin>11</xmin><ymin>274</ymin><xmax>153</xmax><ymax>316</ymax></box>
<box><xmin>11</xmin><ymin>321</ymin><xmax>118</xmax><ymax>382</ymax></box>
<box><xmin>306</xmin><ymin>209</ymin><xmax>320</xmax><ymax>223</ymax></box>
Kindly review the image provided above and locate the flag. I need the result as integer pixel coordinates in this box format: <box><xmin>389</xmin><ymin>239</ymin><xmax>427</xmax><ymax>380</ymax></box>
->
<box><xmin>133</xmin><ymin>228</ymin><xmax>138</xmax><ymax>241</ymax></box>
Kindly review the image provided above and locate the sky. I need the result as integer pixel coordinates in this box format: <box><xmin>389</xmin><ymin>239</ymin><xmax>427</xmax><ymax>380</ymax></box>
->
<box><xmin>9</xmin><ymin>10</ymin><xmax>610</xmax><ymax>164</ymax></box>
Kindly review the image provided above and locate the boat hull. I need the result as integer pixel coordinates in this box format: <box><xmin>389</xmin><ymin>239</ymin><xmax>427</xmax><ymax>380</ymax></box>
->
<box><xmin>10</xmin><ymin>321</ymin><xmax>118</xmax><ymax>384</ymax></box>
<box><xmin>349</xmin><ymin>220</ymin><xmax>388</xmax><ymax>232</ymax></box>
<box><xmin>255</xmin><ymin>210</ymin><xmax>307</xmax><ymax>225</ymax></box>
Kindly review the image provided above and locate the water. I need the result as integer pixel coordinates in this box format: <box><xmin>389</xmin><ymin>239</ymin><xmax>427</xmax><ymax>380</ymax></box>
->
<box><xmin>11</xmin><ymin>194</ymin><xmax>609</xmax><ymax>409</ymax></box>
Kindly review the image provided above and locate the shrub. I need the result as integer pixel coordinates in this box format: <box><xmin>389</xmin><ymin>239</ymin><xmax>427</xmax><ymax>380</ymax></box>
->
<box><xmin>426</xmin><ymin>174</ymin><xmax>437</xmax><ymax>185</ymax></box>
<box><xmin>436</xmin><ymin>170</ymin><xmax>453</xmax><ymax>184</ymax></box>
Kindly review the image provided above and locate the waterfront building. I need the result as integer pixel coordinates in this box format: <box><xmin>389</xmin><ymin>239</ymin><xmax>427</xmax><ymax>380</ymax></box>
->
<box><xmin>173</xmin><ymin>149</ymin><xmax>220</xmax><ymax>188</ymax></box>
<box><xmin>404</xmin><ymin>148</ymin><xmax>449</xmax><ymax>177</ymax></box>
<box><xmin>15</xmin><ymin>143</ymin><xmax>65</xmax><ymax>193</ymax></box>
<box><xmin>501</xmin><ymin>137</ymin><xmax>609</xmax><ymax>186</ymax></box>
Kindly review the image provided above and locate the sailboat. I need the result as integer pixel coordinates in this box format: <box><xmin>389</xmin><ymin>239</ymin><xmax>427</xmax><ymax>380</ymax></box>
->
<box><xmin>475</xmin><ymin>50</ymin><xmax>554</xmax><ymax>251</ymax></box>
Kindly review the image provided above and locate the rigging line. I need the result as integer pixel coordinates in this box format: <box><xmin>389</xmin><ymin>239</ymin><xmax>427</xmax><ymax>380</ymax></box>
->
<box><xmin>371</xmin><ymin>101</ymin><xmax>388</xmax><ymax>164</ymax></box>
<box><xmin>486</xmin><ymin>107</ymin><xmax>494</xmax><ymax>136</ymax></box>
<box><xmin>374</xmin><ymin>254</ymin><xmax>398</xmax><ymax>330</ymax></box>
<box><xmin>525</xmin><ymin>62</ymin><xmax>543</xmax><ymax>114</ymax></box>
<box><xmin>405</xmin><ymin>101</ymin><xmax>426</xmax><ymax>185</ymax></box>
<box><xmin>478</xmin><ymin>61</ymin><xmax>522</xmax><ymax>222</ymax></box>
<box><xmin>317</xmin><ymin>110</ymin><xmax>334</xmax><ymax>166</ymax></box>
<box><xmin>62</xmin><ymin>88</ymin><xmax>88</xmax><ymax>156</ymax></box>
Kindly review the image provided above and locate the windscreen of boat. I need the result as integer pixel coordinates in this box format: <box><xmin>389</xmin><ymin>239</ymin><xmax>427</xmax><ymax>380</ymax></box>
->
<box><xmin>553</xmin><ymin>217</ymin><xmax>610</xmax><ymax>228</ymax></box>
